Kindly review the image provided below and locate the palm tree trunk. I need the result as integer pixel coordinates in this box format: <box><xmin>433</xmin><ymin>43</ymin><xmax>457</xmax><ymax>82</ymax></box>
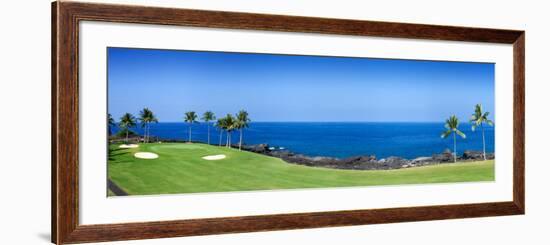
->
<box><xmin>188</xmin><ymin>124</ymin><xmax>192</xmax><ymax>143</ymax></box>
<box><xmin>481</xmin><ymin>124</ymin><xmax>486</xmax><ymax>160</ymax></box>
<box><xmin>125</xmin><ymin>129</ymin><xmax>129</xmax><ymax>143</ymax></box>
<box><xmin>228</xmin><ymin>131</ymin><xmax>232</xmax><ymax>148</ymax></box>
<box><xmin>219</xmin><ymin>130</ymin><xmax>222</xmax><ymax>146</ymax></box>
<box><xmin>207</xmin><ymin>124</ymin><xmax>210</xmax><ymax>145</ymax></box>
<box><xmin>453</xmin><ymin>132</ymin><xmax>457</xmax><ymax>163</ymax></box>
<box><xmin>145</xmin><ymin>123</ymin><xmax>148</xmax><ymax>143</ymax></box>
<box><xmin>147</xmin><ymin>123</ymin><xmax>151</xmax><ymax>143</ymax></box>
<box><xmin>239</xmin><ymin>129</ymin><xmax>243</xmax><ymax>151</ymax></box>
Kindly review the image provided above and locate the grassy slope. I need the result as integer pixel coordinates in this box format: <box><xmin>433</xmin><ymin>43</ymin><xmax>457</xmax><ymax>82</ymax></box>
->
<box><xmin>108</xmin><ymin>143</ymin><xmax>494</xmax><ymax>195</ymax></box>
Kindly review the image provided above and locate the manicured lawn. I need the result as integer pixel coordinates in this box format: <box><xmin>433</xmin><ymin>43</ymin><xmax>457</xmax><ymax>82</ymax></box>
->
<box><xmin>108</xmin><ymin>143</ymin><xmax>494</xmax><ymax>196</ymax></box>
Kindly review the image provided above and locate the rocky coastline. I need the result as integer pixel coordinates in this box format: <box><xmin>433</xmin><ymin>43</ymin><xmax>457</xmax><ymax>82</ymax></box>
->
<box><xmin>110</xmin><ymin>135</ymin><xmax>494</xmax><ymax>171</ymax></box>
<box><xmin>240</xmin><ymin>144</ymin><xmax>494</xmax><ymax>170</ymax></box>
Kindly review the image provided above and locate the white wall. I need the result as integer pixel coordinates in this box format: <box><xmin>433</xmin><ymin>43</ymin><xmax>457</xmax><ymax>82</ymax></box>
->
<box><xmin>0</xmin><ymin>0</ymin><xmax>548</xmax><ymax>244</ymax></box>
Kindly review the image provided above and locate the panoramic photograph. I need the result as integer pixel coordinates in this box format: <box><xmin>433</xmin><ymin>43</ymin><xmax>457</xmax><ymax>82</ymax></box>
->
<box><xmin>107</xmin><ymin>47</ymin><xmax>495</xmax><ymax>196</ymax></box>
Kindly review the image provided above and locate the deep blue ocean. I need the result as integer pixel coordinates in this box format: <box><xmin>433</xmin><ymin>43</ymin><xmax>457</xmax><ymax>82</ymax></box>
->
<box><xmin>113</xmin><ymin>122</ymin><xmax>495</xmax><ymax>159</ymax></box>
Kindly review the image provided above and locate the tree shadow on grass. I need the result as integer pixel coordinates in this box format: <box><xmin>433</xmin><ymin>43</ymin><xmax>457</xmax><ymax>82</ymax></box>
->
<box><xmin>108</xmin><ymin>148</ymin><xmax>130</xmax><ymax>161</ymax></box>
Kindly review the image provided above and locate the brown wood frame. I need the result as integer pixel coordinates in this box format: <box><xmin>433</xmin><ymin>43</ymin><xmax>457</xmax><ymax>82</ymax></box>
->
<box><xmin>52</xmin><ymin>1</ymin><xmax>525</xmax><ymax>244</ymax></box>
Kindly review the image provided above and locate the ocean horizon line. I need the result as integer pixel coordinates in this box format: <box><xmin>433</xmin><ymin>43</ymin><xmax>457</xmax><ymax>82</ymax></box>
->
<box><xmin>111</xmin><ymin>121</ymin><xmax>494</xmax><ymax>159</ymax></box>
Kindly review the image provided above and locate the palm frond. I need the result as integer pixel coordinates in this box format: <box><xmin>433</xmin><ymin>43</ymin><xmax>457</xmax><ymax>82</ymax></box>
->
<box><xmin>227</xmin><ymin>115</ymin><xmax>236</xmax><ymax>131</ymax></box>
<box><xmin>456</xmin><ymin>129</ymin><xmax>466</xmax><ymax>139</ymax></box>
<box><xmin>441</xmin><ymin>130</ymin><xmax>451</xmax><ymax>139</ymax></box>
<box><xmin>202</xmin><ymin>111</ymin><xmax>216</xmax><ymax>122</ymax></box>
<box><xmin>235</xmin><ymin>110</ymin><xmax>251</xmax><ymax>129</ymax></box>
<box><xmin>184</xmin><ymin>111</ymin><xmax>198</xmax><ymax>123</ymax></box>
<box><xmin>475</xmin><ymin>104</ymin><xmax>483</xmax><ymax>115</ymax></box>
<box><xmin>107</xmin><ymin>114</ymin><xmax>116</xmax><ymax>127</ymax></box>
<box><xmin>119</xmin><ymin>113</ymin><xmax>136</xmax><ymax>128</ymax></box>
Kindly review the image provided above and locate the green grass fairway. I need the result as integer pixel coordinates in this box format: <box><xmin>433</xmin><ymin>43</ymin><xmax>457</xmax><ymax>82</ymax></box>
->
<box><xmin>108</xmin><ymin>143</ymin><xmax>494</xmax><ymax>196</ymax></box>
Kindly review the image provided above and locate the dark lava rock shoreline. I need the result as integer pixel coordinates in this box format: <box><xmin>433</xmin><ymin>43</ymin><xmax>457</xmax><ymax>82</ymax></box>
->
<box><xmin>111</xmin><ymin>136</ymin><xmax>493</xmax><ymax>171</ymax></box>
<box><xmin>240</xmin><ymin>144</ymin><xmax>494</xmax><ymax>170</ymax></box>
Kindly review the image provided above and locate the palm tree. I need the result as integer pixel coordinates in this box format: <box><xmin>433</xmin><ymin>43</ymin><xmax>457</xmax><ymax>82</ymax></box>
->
<box><xmin>223</xmin><ymin>114</ymin><xmax>236</xmax><ymax>148</ymax></box>
<box><xmin>107</xmin><ymin>113</ymin><xmax>116</xmax><ymax>136</ymax></box>
<box><xmin>215</xmin><ymin>118</ymin><xmax>226</xmax><ymax>146</ymax></box>
<box><xmin>202</xmin><ymin>111</ymin><xmax>216</xmax><ymax>145</ymax></box>
<box><xmin>119</xmin><ymin>113</ymin><xmax>136</xmax><ymax>143</ymax></box>
<box><xmin>139</xmin><ymin>108</ymin><xmax>158</xmax><ymax>143</ymax></box>
<box><xmin>441</xmin><ymin>115</ymin><xmax>466</xmax><ymax>162</ymax></box>
<box><xmin>470</xmin><ymin>104</ymin><xmax>494</xmax><ymax>160</ymax></box>
<box><xmin>184</xmin><ymin>111</ymin><xmax>198</xmax><ymax>143</ymax></box>
<box><xmin>235</xmin><ymin>110</ymin><xmax>251</xmax><ymax>151</ymax></box>
<box><xmin>148</xmin><ymin>110</ymin><xmax>159</xmax><ymax>142</ymax></box>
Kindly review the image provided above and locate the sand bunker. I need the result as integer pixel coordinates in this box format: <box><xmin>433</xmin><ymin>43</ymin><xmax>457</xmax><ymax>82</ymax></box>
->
<box><xmin>202</xmin><ymin>154</ymin><xmax>226</xmax><ymax>160</ymax></box>
<box><xmin>134</xmin><ymin>152</ymin><xmax>159</xmax><ymax>159</ymax></box>
<box><xmin>119</xmin><ymin>144</ymin><xmax>139</xmax><ymax>149</ymax></box>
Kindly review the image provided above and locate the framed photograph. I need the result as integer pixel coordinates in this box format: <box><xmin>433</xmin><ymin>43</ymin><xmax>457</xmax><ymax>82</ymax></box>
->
<box><xmin>52</xmin><ymin>1</ymin><xmax>525</xmax><ymax>244</ymax></box>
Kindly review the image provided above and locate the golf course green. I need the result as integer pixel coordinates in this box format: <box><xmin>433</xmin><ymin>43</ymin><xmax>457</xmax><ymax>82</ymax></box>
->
<box><xmin>108</xmin><ymin>143</ymin><xmax>494</xmax><ymax>196</ymax></box>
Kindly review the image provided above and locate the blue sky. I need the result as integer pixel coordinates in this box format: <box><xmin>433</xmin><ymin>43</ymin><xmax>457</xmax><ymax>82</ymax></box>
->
<box><xmin>108</xmin><ymin>47</ymin><xmax>495</xmax><ymax>122</ymax></box>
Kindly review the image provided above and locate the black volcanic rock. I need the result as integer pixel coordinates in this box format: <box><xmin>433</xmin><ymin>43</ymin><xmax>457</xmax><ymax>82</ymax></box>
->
<box><xmin>432</xmin><ymin>152</ymin><xmax>454</xmax><ymax>163</ymax></box>
<box><xmin>462</xmin><ymin>150</ymin><xmax>484</xmax><ymax>160</ymax></box>
<box><xmin>378</xmin><ymin>157</ymin><xmax>410</xmax><ymax>169</ymax></box>
<box><xmin>342</xmin><ymin>155</ymin><xmax>377</xmax><ymax>165</ymax></box>
<box><xmin>236</xmin><ymin>143</ymin><xmax>494</xmax><ymax>171</ymax></box>
<box><xmin>241</xmin><ymin>144</ymin><xmax>270</xmax><ymax>153</ymax></box>
<box><xmin>461</xmin><ymin>150</ymin><xmax>495</xmax><ymax>160</ymax></box>
<box><xmin>267</xmin><ymin>150</ymin><xmax>294</xmax><ymax>158</ymax></box>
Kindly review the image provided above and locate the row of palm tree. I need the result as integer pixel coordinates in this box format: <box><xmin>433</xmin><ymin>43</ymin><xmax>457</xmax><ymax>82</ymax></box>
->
<box><xmin>441</xmin><ymin>104</ymin><xmax>493</xmax><ymax>162</ymax></box>
<box><xmin>184</xmin><ymin>110</ymin><xmax>251</xmax><ymax>150</ymax></box>
<box><xmin>108</xmin><ymin>108</ymin><xmax>159</xmax><ymax>143</ymax></box>
<box><xmin>110</xmin><ymin>108</ymin><xmax>251</xmax><ymax>148</ymax></box>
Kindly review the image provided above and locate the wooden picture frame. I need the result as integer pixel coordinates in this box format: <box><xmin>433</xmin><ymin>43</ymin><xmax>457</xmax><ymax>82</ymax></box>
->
<box><xmin>52</xmin><ymin>1</ymin><xmax>525</xmax><ymax>244</ymax></box>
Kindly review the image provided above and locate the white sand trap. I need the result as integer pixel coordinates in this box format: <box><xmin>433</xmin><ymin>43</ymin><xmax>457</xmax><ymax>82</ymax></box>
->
<box><xmin>202</xmin><ymin>154</ymin><xmax>226</xmax><ymax>160</ymax></box>
<box><xmin>119</xmin><ymin>144</ymin><xmax>139</xmax><ymax>149</ymax></box>
<box><xmin>134</xmin><ymin>152</ymin><xmax>159</xmax><ymax>159</ymax></box>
